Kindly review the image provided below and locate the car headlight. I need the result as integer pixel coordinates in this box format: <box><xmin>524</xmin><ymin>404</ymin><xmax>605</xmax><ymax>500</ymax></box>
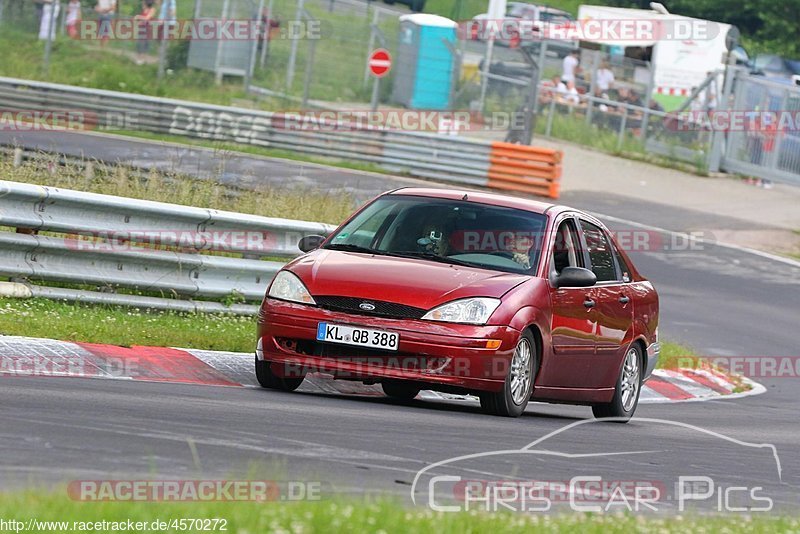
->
<box><xmin>267</xmin><ymin>271</ymin><xmax>316</xmax><ymax>305</ymax></box>
<box><xmin>421</xmin><ymin>298</ymin><xmax>501</xmax><ymax>325</ymax></box>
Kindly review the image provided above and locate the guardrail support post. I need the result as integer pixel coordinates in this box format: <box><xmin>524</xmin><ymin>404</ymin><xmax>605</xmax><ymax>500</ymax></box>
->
<box><xmin>13</xmin><ymin>148</ymin><xmax>23</xmax><ymax>167</ymax></box>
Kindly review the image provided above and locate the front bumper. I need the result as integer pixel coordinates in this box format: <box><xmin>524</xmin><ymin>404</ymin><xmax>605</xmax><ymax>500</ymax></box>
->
<box><xmin>256</xmin><ymin>298</ymin><xmax>521</xmax><ymax>393</ymax></box>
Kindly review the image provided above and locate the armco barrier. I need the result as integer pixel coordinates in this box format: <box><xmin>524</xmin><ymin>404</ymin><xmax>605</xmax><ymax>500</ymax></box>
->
<box><xmin>0</xmin><ymin>76</ymin><xmax>561</xmax><ymax>199</ymax></box>
<box><xmin>487</xmin><ymin>142</ymin><xmax>562</xmax><ymax>198</ymax></box>
<box><xmin>0</xmin><ymin>180</ymin><xmax>335</xmax><ymax>311</ymax></box>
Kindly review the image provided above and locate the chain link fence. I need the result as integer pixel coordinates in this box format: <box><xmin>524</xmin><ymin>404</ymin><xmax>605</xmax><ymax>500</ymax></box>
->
<box><xmin>719</xmin><ymin>71</ymin><xmax>800</xmax><ymax>184</ymax></box>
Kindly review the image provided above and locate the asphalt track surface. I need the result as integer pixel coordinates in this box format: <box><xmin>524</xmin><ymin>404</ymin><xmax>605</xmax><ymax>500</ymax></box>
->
<box><xmin>1</xmin><ymin>130</ymin><xmax>799</xmax><ymax>512</ymax></box>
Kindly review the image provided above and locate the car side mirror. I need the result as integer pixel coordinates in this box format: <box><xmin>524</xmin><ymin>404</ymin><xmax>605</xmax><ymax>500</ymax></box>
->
<box><xmin>554</xmin><ymin>266</ymin><xmax>597</xmax><ymax>288</ymax></box>
<box><xmin>298</xmin><ymin>235</ymin><xmax>326</xmax><ymax>253</ymax></box>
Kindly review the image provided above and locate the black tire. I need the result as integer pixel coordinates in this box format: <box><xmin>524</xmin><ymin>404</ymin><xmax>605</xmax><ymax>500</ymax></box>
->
<box><xmin>592</xmin><ymin>345</ymin><xmax>643</xmax><ymax>422</ymax></box>
<box><xmin>480</xmin><ymin>331</ymin><xmax>537</xmax><ymax>417</ymax></box>
<box><xmin>254</xmin><ymin>356</ymin><xmax>304</xmax><ymax>391</ymax></box>
<box><xmin>383</xmin><ymin>0</ymin><xmax>395</xmax><ymax>4</ymax></box>
<box><xmin>381</xmin><ymin>381</ymin><xmax>420</xmax><ymax>400</ymax></box>
<box><xmin>409</xmin><ymin>0</ymin><xmax>424</xmax><ymax>12</ymax></box>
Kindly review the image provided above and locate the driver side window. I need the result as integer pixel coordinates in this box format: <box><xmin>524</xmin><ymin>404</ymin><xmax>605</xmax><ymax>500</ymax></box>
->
<box><xmin>551</xmin><ymin>219</ymin><xmax>583</xmax><ymax>274</ymax></box>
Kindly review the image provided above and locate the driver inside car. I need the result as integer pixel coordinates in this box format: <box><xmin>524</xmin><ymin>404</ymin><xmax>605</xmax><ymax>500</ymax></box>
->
<box><xmin>509</xmin><ymin>232</ymin><xmax>533</xmax><ymax>269</ymax></box>
<box><xmin>418</xmin><ymin>223</ymin><xmax>449</xmax><ymax>256</ymax></box>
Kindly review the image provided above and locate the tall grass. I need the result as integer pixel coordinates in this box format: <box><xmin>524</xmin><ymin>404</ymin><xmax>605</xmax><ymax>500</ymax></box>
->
<box><xmin>0</xmin><ymin>155</ymin><xmax>356</xmax><ymax>224</ymax></box>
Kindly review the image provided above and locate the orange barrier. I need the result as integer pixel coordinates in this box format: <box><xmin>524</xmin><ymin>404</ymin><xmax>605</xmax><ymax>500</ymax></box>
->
<box><xmin>487</xmin><ymin>142</ymin><xmax>562</xmax><ymax>199</ymax></box>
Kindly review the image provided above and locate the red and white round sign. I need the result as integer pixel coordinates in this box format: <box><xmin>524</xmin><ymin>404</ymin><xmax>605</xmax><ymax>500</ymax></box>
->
<box><xmin>368</xmin><ymin>49</ymin><xmax>392</xmax><ymax>78</ymax></box>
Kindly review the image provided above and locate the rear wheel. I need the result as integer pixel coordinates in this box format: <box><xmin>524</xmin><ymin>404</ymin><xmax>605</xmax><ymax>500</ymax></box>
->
<box><xmin>254</xmin><ymin>356</ymin><xmax>304</xmax><ymax>391</ymax></box>
<box><xmin>381</xmin><ymin>381</ymin><xmax>420</xmax><ymax>400</ymax></box>
<box><xmin>480</xmin><ymin>331</ymin><xmax>536</xmax><ymax>417</ymax></box>
<box><xmin>592</xmin><ymin>345</ymin><xmax>642</xmax><ymax>422</ymax></box>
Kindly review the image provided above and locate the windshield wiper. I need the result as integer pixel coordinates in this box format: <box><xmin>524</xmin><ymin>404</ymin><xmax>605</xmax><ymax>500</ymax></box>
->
<box><xmin>388</xmin><ymin>251</ymin><xmax>474</xmax><ymax>267</ymax></box>
<box><xmin>324</xmin><ymin>243</ymin><xmax>381</xmax><ymax>254</ymax></box>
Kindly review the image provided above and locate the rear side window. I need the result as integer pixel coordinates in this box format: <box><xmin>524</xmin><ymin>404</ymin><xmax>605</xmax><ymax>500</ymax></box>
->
<box><xmin>579</xmin><ymin>220</ymin><xmax>618</xmax><ymax>282</ymax></box>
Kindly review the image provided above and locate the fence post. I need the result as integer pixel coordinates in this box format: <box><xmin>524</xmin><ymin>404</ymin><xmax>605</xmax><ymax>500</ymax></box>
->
<box><xmin>245</xmin><ymin>0</ymin><xmax>266</xmax><ymax>89</ymax></box>
<box><xmin>545</xmin><ymin>98</ymin><xmax>555</xmax><ymax>137</ymax></box>
<box><xmin>42</xmin><ymin>0</ymin><xmax>59</xmax><ymax>76</ymax></box>
<box><xmin>286</xmin><ymin>0</ymin><xmax>305</xmax><ymax>91</ymax></box>
<box><xmin>616</xmin><ymin>107</ymin><xmax>628</xmax><ymax>151</ymax></box>
<box><xmin>640</xmin><ymin>59</ymin><xmax>656</xmax><ymax>142</ymax></box>
<box><xmin>585</xmin><ymin>50</ymin><xmax>600</xmax><ymax>125</ymax></box>
<box><xmin>478</xmin><ymin>37</ymin><xmax>495</xmax><ymax>113</ymax></box>
<box><xmin>363</xmin><ymin>9</ymin><xmax>379</xmax><ymax>87</ymax></box>
<box><xmin>770</xmin><ymin>88</ymin><xmax>789</xmax><ymax>171</ymax></box>
<box><xmin>259</xmin><ymin>0</ymin><xmax>274</xmax><ymax>69</ymax></box>
<box><xmin>708</xmin><ymin>55</ymin><xmax>737</xmax><ymax>172</ymax></box>
<box><xmin>301</xmin><ymin>37</ymin><xmax>317</xmax><ymax>109</ymax></box>
<box><xmin>157</xmin><ymin>33</ymin><xmax>169</xmax><ymax>81</ymax></box>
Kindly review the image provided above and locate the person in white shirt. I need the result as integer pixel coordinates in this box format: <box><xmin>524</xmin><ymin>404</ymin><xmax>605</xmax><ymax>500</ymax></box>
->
<box><xmin>66</xmin><ymin>0</ymin><xmax>82</xmax><ymax>39</ymax></box>
<box><xmin>558</xmin><ymin>80</ymin><xmax>580</xmax><ymax>106</ymax></box>
<box><xmin>561</xmin><ymin>50</ymin><xmax>579</xmax><ymax>84</ymax></box>
<box><xmin>95</xmin><ymin>0</ymin><xmax>117</xmax><ymax>46</ymax></box>
<box><xmin>38</xmin><ymin>0</ymin><xmax>60</xmax><ymax>40</ymax></box>
<box><xmin>595</xmin><ymin>61</ymin><xmax>615</xmax><ymax>92</ymax></box>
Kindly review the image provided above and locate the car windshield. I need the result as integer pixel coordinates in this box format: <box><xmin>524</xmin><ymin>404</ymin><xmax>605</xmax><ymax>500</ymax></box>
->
<box><xmin>323</xmin><ymin>194</ymin><xmax>547</xmax><ymax>275</ymax></box>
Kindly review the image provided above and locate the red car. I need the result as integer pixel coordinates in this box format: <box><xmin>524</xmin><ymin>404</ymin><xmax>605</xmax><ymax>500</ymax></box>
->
<box><xmin>256</xmin><ymin>188</ymin><xmax>659</xmax><ymax>420</ymax></box>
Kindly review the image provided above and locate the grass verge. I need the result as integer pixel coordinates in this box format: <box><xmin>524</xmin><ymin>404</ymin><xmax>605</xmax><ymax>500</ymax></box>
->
<box><xmin>0</xmin><ymin>491</ymin><xmax>797</xmax><ymax>533</ymax></box>
<box><xmin>0</xmin><ymin>156</ymin><xmax>357</xmax><ymax>225</ymax></box>
<box><xmin>0</xmin><ymin>298</ymin><xmax>255</xmax><ymax>352</ymax></box>
<box><xmin>2</xmin><ymin>297</ymin><xmax>695</xmax><ymax>372</ymax></box>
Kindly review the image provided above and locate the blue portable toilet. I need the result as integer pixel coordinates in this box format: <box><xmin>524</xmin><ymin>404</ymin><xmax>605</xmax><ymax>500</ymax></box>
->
<box><xmin>392</xmin><ymin>14</ymin><xmax>457</xmax><ymax>110</ymax></box>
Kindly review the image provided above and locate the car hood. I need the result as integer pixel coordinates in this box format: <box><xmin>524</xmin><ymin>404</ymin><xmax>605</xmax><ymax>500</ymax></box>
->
<box><xmin>286</xmin><ymin>250</ymin><xmax>530</xmax><ymax>310</ymax></box>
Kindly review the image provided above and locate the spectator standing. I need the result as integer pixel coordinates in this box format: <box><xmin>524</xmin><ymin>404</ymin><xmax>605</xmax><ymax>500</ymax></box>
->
<box><xmin>38</xmin><ymin>0</ymin><xmax>59</xmax><ymax>41</ymax></box>
<box><xmin>561</xmin><ymin>50</ymin><xmax>579</xmax><ymax>85</ymax></box>
<box><xmin>95</xmin><ymin>0</ymin><xmax>116</xmax><ymax>46</ymax></box>
<box><xmin>595</xmin><ymin>61</ymin><xmax>615</xmax><ymax>92</ymax></box>
<box><xmin>134</xmin><ymin>0</ymin><xmax>156</xmax><ymax>64</ymax></box>
<box><xmin>65</xmin><ymin>0</ymin><xmax>82</xmax><ymax>39</ymax></box>
<box><xmin>159</xmin><ymin>0</ymin><xmax>176</xmax><ymax>22</ymax></box>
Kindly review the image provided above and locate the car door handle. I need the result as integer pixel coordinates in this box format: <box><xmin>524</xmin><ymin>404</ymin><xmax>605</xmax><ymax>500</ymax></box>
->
<box><xmin>583</xmin><ymin>298</ymin><xmax>596</xmax><ymax>308</ymax></box>
<box><xmin>618</xmin><ymin>295</ymin><xmax>630</xmax><ymax>304</ymax></box>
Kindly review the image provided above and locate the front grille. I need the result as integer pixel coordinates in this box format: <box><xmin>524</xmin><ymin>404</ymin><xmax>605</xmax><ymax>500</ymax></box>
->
<box><xmin>314</xmin><ymin>296</ymin><xmax>427</xmax><ymax>320</ymax></box>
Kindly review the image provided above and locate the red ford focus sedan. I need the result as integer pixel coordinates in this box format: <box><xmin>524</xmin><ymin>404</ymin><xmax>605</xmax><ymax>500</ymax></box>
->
<box><xmin>256</xmin><ymin>188</ymin><xmax>659</xmax><ymax>420</ymax></box>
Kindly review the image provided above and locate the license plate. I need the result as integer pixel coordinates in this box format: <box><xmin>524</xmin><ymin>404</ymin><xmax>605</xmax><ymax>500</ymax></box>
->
<box><xmin>316</xmin><ymin>322</ymin><xmax>399</xmax><ymax>351</ymax></box>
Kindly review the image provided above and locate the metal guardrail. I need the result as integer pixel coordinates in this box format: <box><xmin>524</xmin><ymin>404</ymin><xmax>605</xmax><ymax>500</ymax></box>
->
<box><xmin>0</xmin><ymin>180</ymin><xmax>336</xmax><ymax>312</ymax></box>
<box><xmin>0</xmin><ymin>76</ymin><xmax>561</xmax><ymax>197</ymax></box>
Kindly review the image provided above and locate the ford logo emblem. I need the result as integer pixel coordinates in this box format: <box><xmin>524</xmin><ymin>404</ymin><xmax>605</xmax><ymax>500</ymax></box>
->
<box><xmin>359</xmin><ymin>302</ymin><xmax>376</xmax><ymax>311</ymax></box>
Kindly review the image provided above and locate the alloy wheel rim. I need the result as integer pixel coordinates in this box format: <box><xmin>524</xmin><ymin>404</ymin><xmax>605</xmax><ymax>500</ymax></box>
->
<box><xmin>510</xmin><ymin>338</ymin><xmax>532</xmax><ymax>405</ymax></box>
<box><xmin>621</xmin><ymin>348</ymin><xmax>640</xmax><ymax>412</ymax></box>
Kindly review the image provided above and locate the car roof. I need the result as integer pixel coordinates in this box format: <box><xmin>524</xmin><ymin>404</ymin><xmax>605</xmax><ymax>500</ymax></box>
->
<box><xmin>386</xmin><ymin>187</ymin><xmax>573</xmax><ymax>217</ymax></box>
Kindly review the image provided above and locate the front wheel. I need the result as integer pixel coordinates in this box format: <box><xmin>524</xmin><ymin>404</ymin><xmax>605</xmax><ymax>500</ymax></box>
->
<box><xmin>255</xmin><ymin>356</ymin><xmax>304</xmax><ymax>391</ymax></box>
<box><xmin>480</xmin><ymin>331</ymin><xmax>536</xmax><ymax>417</ymax></box>
<box><xmin>592</xmin><ymin>345</ymin><xmax>642</xmax><ymax>422</ymax></box>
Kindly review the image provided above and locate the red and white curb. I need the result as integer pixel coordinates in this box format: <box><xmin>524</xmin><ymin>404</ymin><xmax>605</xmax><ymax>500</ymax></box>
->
<box><xmin>0</xmin><ymin>336</ymin><xmax>764</xmax><ymax>404</ymax></box>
